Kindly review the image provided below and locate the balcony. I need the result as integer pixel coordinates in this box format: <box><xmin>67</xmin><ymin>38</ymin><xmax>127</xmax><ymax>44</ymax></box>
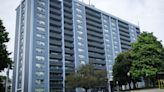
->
<box><xmin>89</xmin><ymin>52</ymin><xmax>105</xmax><ymax>59</ymax></box>
<box><xmin>50</xmin><ymin>8</ymin><xmax>61</xmax><ymax>16</ymax></box>
<box><xmin>120</xmin><ymin>36</ymin><xmax>131</xmax><ymax>42</ymax></box>
<box><xmin>64</xmin><ymin>29</ymin><xmax>73</xmax><ymax>36</ymax></box>
<box><xmin>50</xmin><ymin>68</ymin><xmax>63</xmax><ymax>73</ymax></box>
<box><xmin>50</xmin><ymin>33</ymin><xmax>62</xmax><ymax>40</ymax></box>
<box><xmin>89</xmin><ymin>58</ymin><xmax>106</xmax><ymax>65</ymax></box>
<box><xmin>64</xmin><ymin>24</ymin><xmax>73</xmax><ymax>30</ymax></box>
<box><xmin>86</xmin><ymin>20</ymin><xmax>102</xmax><ymax>28</ymax></box>
<box><xmin>50</xmin><ymin>76</ymin><xmax>63</xmax><ymax>80</ymax></box>
<box><xmin>50</xmin><ymin>61</ymin><xmax>63</xmax><ymax>66</ymax></box>
<box><xmin>88</xmin><ymin>42</ymin><xmax>104</xmax><ymax>49</ymax></box>
<box><xmin>87</xmin><ymin>30</ymin><xmax>103</xmax><ymax>38</ymax></box>
<box><xmin>65</xmin><ymin>56</ymin><xmax>74</xmax><ymax>61</ymax></box>
<box><xmin>87</xmin><ymin>25</ymin><xmax>102</xmax><ymax>33</ymax></box>
<box><xmin>88</xmin><ymin>47</ymin><xmax>105</xmax><ymax>54</ymax></box>
<box><xmin>50</xmin><ymin>54</ymin><xmax>62</xmax><ymax>59</ymax></box>
<box><xmin>65</xmin><ymin>48</ymin><xmax>74</xmax><ymax>54</ymax></box>
<box><xmin>119</xmin><ymin>31</ymin><xmax>130</xmax><ymax>38</ymax></box>
<box><xmin>50</xmin><ymin>14</ymin><xmax>61</xmax><ymax>20</ymax></box>
<box><xmin>65</xmin><ymin>42</ymin><xmax>74</xmax><ymax>48</ymax></box>
<box><xmin>49</xmin><ymin>39</ymin><xmax>62</xmax><ymax>46</ymax></box>
<box><xmin>87</xmin><ymin>35</ymin><xmax>104</xmax><ymax>43</ymax></box>
<box><xmin>86</xmin><ymin>14</ymin><xmax>101</xmax><ymax>24</ymax></box>
<box><xmin>50</xmin><ymin>2</ymin><xmax>61</xmax><ymax>9</ymax></box>
<box><xmin>50</xmin><ymin>46</ymin><xmax>62</xmax><ymax>53</ymax></box>
<box><xmin>50</xmin><ymin>26</ymin><xmax>61</xmax><ymax>34</ymax></box>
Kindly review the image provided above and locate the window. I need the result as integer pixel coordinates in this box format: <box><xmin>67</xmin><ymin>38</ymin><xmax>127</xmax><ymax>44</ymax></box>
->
<box><xmin>36</xmin><ymin>56</ymin><xmax>45</xmax><ymax>62</ymax></box>
<box><xmin>38</xmin><ymin>1</ymin><xmax>46</xmax><ymax>6</ymax></box>
<box><xmin>37</xmin><ymin>6</ymin><xmax>45</xmax><ymax>13</ymax></box>
<box><xmin>77</xmin><ymin>31</ymin><xmax>83</xmax><ymax>35</ymax></box>
<box><xmin>76</xmin><ymin>14</ymin><xmax>82</xmax><ymax>19</ymax></box>
<box><xmin>78</xmin><ymin>55</ymin><xmax>84</xmax><ymax>58</ymax></box>
<box><xmin>111</xmin><ymin>22</ymin><xmax>116</xmax><ymax>26</ymax></box>
<box><xmin>77</xmin><ymin>36</ymin><xmax>83</xmax><ymax>40</ymax></box>
<box><xmin>105</xmin><ymin>39</ymin><xmax>110</xmax><ymax>42</ymax></box>
<box><xmin>80</xmin><ymin>60</ymin><xmax>85</xmax><ymax>65</ymax></box>
<box><xmin>112</xmin><ymin>27</ymin><xmax>116</xmax><ymax>31</ymax></box>
<box><xmin>77</xmin><ymin>25</ymin><xmax>83</xmax><ymax>29</ymax></box>
<box><xmin>36</xmin><ymin>41</ymin><xmax>45</xmax><ymax>46</ymax></box>
<box><xmin>37</xmin><ymin>14</ymin><xmax>45</xmax><ymax>19</ymax></box>
<box><xmin>36</xmin><ymin>26</ymin><xmax>45</xmax><ymax>32</ymax></box>
<box><xmin>78</xmin><ymin>48</ymin><xmax>84</xmax><ymax>52</ymax></box>
<box><xmin>78</xmin><ymin>42</ymin><xmax>84</xmax><ymax>46</ymax></box>
<box><xmin>104</xmin><ymin>25</ymin><xmax>108</xmax><ymax>28</ymax></box>
<box><xmin>36</xmin><ymin>48</ymin><xmax>44</xmax><ymax>53</ymax></box>
<box><xmin>76</xmin><ymin>19</ymin><xmax>82</xmax><ymax>24</ymax></box>
<box><xmin>76</xmin><ymin>8</ymin><xmax>82</xmax><ymax>13</ymax></box>
<box><xmin>36</xmin><ymin>71</ymin><xmax>44</xmax><ymax>77</ymax></box>
<box><xmin>35</xmin><ymin>79</ymin><xmax>44</xmax><ymax>85</ymax></box>
<box><xmin>36</xmin><ymin>63</ymin><xmax>44</xmax><ymax>69</ymax></box>
<box><xmin>104</xmin><ymin>29</ymin><xmax>109</xmax><ymax>33</ymax></box>
<box><xmin>76</xmin><ymin>3</ymin><xmax>81</xmax><ymax>7</ymax></box>
<box><xmin>37</xmin><ymin>20</ymin><xmax>45</xmax><ymax>26</ymax></box>
<box><xmin>35</xmin><ymin>88</ymin><xmax>44</xmax><ymax>92</ymax></box>
<box><xmin>104</xmin><ymin>19</ymin><xmax>107</xmax><ymax>23</ymax></box>
<box><xmin>36</xmin><ymin>34</ymin><xmax>45</xmax><ymax>39</ymax></box>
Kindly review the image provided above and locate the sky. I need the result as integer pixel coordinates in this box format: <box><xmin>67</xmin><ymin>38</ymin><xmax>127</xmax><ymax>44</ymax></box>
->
<box><xmin>0</xmin><ymin>0</ymin><xmax>164</xmax><ymax>75</ymax></box>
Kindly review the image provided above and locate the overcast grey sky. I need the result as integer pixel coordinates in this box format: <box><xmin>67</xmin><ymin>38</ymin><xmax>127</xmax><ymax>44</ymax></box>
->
<box><xmin>0</xmin><ymin>0</ymin><xmax>164</xmax><ymax>60</ymax></box>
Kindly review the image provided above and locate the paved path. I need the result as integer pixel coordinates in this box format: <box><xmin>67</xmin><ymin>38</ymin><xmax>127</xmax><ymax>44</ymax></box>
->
<box><xmin>125</xmin><ymin>88</ymin><xmax>164</xmax><ymax>92</ymax></box>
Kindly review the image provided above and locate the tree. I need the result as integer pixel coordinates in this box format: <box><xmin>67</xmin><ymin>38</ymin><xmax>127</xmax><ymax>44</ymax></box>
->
<box><xmin>129</xmin><ymin>32</ymin><xmax>164</xmax><ymax>87</ymax></box>
<box><xmin>0</xmin><ymin>19</ymin><xmax>12</xmax><ymax>72</ymax></box>
<box><xmin>65</xmin><ymin>64</ymin><xmax>108</xmax><ymax>92</ymax></box>
<box><xmin>113</xmin><ymin>51</ymin><xmax>133</xmax><ymax>89</ymax></box>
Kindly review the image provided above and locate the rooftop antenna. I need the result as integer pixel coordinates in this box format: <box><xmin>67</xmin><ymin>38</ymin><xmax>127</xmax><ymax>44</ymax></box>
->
<box><xmin>137</xmin><ymin>16</ymin><xmax>140</xmax><ymax>27</ymax></box>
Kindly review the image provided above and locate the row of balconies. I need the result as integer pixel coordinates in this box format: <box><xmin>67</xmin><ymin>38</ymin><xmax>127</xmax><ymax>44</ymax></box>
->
<box><xmin>86</xmin><ymin>20</ymin><xmax>102</xmax><ymax>28</ymax></box>
<box><xmin>87</xmin><ymin>30</ymin><xmax>103</xmax><ymax>38</ymax></box>
<box><xmin>120</xmin><ymin>35</ymin><xmax>131</xmax><ymax>42</ymax></box>
<box><xmin>87</xmin><ymin>25</ymin><xmax>102</xmax><ymax>33</ymax></box>
<box><xmin>50</xmin><ymin>8</ymin><xmax>61</xmax><ymax>15</ymax></box>
<box><xmin>87</xmin><ymin>35</ymin><xmax>104</xmax><ymax>43</ymax></box>
<box><xmin>50</xmin><ymin>1</ymin><xmax>61</xmax><ymax>9</ymax></box>
<box><xmin>88</xmin><ymin>41</ymin><xmax>104</xmax><ymax>49</ymax></box>
<box><xmin>64</xmin><ymin>29</ymin><xmax>73</xmax><ymax>36</ymax></box>
<box><xmin>88</xmin><ymin>47</ymin><xmax>105</xmax><ymax>54</ymax></box>
<box><xmin>50</xmin><ymin>13</ymin><xmax>61</xmax><ymax>21</ymax></box>
<box><xmin>50</xmin><ymin>33</ymin><xmax>62</xmax><ymax>40</ymax></box>
<box><xmin>85</xmin><ymin>7</ymin><xmax>101</xmax><ymax>18</ymax></box>
<box><xmin>86</xmin><ymin>14</ymin><xmax>102</xmax><ymax>24</ymax></box>
<box><xmin>50</xmin><ymin>39</ymin><xmax>62</xmax><ymax>46</ymax></box>
<box><xmin>89</xmin><ymin>52</ymin><xmax>105</xmax><ymax>59</ymax></box>
<box><xmin>50</xmin><ymin>26</ymin><xmax>62</xmax><ymax>34</ymax></box>
<box><xmin>119</xmin><ymin>31</ymin><xmax>130</xmax><ymax>38</ymax></box>
<box><xmin>89</xmin><ymin>58</ymin><xmax>106</xmax><ymax>65</ymax></box>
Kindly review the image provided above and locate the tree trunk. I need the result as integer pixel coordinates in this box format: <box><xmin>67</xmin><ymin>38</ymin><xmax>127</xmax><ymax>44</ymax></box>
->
<box><xmin>132</xmin><ymin>80</ymin><xmax>136</xmax><ymax>89</ymax></box>
<box><xmin>128</xmin><ymin>83</ymin><xmax>131</xmax><ymax>90</ymax></box>
<box><xmin>85</xmin><ymin>88</ymin><xmax>88</xmax><ymax>92</ymax></box>
<box><xmin>144</xmin><ymin>77</ymin><xmax>149</xmax><ymax>87</ymax></box>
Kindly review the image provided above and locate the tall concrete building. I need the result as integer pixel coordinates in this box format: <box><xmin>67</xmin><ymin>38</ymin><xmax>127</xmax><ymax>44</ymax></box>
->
<box><xmin>12</xmin><ymin>0</ymin><xmax>140</xmax><ymax>92</ymax></box>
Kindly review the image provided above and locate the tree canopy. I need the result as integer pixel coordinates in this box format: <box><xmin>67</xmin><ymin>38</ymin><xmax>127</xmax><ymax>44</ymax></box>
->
<box><xmin>113</xmin><ymin>51</ymin><xmax>132</xmax><ymax>86</ymax></box>
<box><xmin>0</xmin><ymin>19</ymin><xmax>12</xmax><ymax>72</ymax></box>
<box><xmin>130</xmin><ymin>32</ymin><xmax>164</xmax><ymax>78</ymax></box>
<box><xmin>113</xmin><ymin>32</ymin><xmax>164</xmax><ymax>89</ymax></box>
<box><xmin>65</xmin><ymin>64</ymin><xmax>108</xmax><ymax>92</ymax></box>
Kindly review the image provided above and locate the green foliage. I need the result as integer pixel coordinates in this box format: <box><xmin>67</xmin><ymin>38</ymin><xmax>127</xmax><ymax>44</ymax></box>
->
<box><xmin>0</xmin><ymin>76</ymin><xmax>6</xmax><ymax>92</ymax></box>
<box><xmin>65</xmin><ymin>64</ymin><xmax>107</xmax><ymax>91</ymax></box>
<box><xmin>0</xmin><ymin>19</ymin><xmax>12</xmax><ymax>72</ymax></box>
<box><xmin>130</xmin><ymin>32</ymin><xmax>164</xmax><ymax>78</ymax></box>
<box><xmin>113</xmin><ymin>51</ymin><xmax>132</xmax><ymax>86</ymax></box>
